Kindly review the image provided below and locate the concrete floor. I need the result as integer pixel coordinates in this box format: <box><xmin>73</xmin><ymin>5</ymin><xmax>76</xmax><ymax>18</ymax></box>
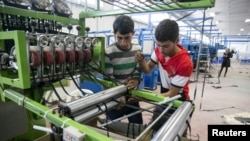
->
<box><xmin>187</xmin><ymin>59</ymin><xmax>250</xmax><ymax>141</ymax></box>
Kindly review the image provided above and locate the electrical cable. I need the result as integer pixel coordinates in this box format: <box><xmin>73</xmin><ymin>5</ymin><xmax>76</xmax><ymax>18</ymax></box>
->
<box><xmin>46</xmin><ymin>68</ymin><xmax>66</xmax><ymax>103</ymax></box>
<box><xmin>30</xmin><ymin>67</ymin><xmax>54</xmax><ymax>105</ymax></box>
<box><xmin>102</xmin><ymin>102</ymin><xmax>110</xmax><ymax>137</ymax></box>
<box><xmin>55</xmin><ymin>68</ymin><xmax>73</xmax><ymax>97</ymax></box>
<box><xmin>66</xmin><ymin>66</ymin><xmax>86</xmax><ymax>96</ymax></box>
<box><xmin>86</xmin><ymin>63</ymin><xmax>122</xmax><ymax>86</ymax></box>
<box><xmin>126</xmin><ymin>123</ymin><xmax>130</xmax><ymax>137</ymax></box>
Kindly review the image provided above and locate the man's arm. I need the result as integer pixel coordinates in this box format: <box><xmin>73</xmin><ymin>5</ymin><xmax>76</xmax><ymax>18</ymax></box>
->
<box><xmin>161</xmin><ymin>85</ymin><xmax>181</xmax><ymax>98</ymax></box>
<box><xmin>135</xmin><ymin>51</ymin><xmax>156</xmax><ymax>74</ymax></box>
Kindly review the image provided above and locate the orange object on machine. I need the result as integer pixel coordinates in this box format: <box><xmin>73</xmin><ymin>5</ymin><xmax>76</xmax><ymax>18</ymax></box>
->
<box><xmin>43</xmin><ymin>50</ymin><xmax>54</xmax><ymax>66</ymax></box>
<box><xmin>65</xmin><ymin>50</ymin><xmax>74</xmax><ymax>63</ymax></box>
<box><xmin>30</xmin><ymin>50</ymin><xmax>41</xmax><ymax>67</ymax></box>
<box><xmin>75</xmin><ymin>50</ymin><xmax>84</xmax><ymax>63</ymax></box>
<box><xmin>55</xmin><ymin>50</ymin><xmax>65</xmax><ymax>64</ymax></box>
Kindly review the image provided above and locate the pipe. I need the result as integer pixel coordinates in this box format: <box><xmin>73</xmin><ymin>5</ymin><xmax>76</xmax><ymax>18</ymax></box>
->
<box><xmin>60</xmin><ymin>85</ymin><xmax>127</xmax><ymax>115</ymax></box>
<box><xmin>151</xmin><ymin>101</ymin><xmax>193</xmax><ymax>141</ymax></box>
<box><xmin>33</xmin><ymin>125</ymin><xmax>53</xmax><ymax>133</ymax></box>
<box><xmin>74</xmin><ymin>101</ymin><xmax>118</xmax><ymax>123</ymax></box>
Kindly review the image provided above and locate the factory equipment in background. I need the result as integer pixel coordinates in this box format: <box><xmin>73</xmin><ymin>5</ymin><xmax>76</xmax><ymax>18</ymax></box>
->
<box><xmin>0</xmin><ymin>0</ymin><xmax>216</xmax><ymax>141</ymax></box>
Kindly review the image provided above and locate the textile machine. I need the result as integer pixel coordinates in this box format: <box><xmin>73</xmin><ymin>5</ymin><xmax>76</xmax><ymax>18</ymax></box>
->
<box><xmin>0</xmin><ymin>0</ymin><xmax>218</xmax><ymax>140</ymax></box>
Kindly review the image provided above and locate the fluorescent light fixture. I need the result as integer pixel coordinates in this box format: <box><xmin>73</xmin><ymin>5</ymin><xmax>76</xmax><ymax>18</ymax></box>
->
<box><xmin>245</xmin><ymin>19</ymin><xmax>250</xmax><ymax>23</ymax></box>
<box><xmin>240</xmin><ymin>28</ymin><xmax>244</xmax><ymax>31</ymax></box>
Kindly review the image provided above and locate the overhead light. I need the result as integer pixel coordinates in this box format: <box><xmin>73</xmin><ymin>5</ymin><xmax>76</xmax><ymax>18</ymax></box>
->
<box><xmin>245</xmin><ymin>19</ymin><xmax>250</xmax><ymax>23</ymax></box>
<box><xmin>240</xmin><ymin>28</ymin><xmax>244</xmax><ymax>31</ymax></box>
<box><xmin>209</xmin><ymin>12</ymin><xmax>216</xmax><ymax>17</ymax></box>
<box><xmin>216</xmin><ymin>21</ymin><xmax>220</xmax><ymax>25</ymax></box>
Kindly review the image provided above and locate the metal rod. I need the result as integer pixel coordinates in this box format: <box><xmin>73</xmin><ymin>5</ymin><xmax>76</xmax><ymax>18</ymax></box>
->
<box><xmin>100</xmin><ymin>95</ymin><xmax>182</xmax><ymax>128</ymax></box>
<box><xmin>61</xmin><ymin>85</ymin><xmax>127</xmax><ymax>115</ymax></box>
<box><xmin>151</xmin><ymin>101</ymin><xmax>193</xmax><ymax>141</ymax></box>
<box><xmin>135</xmin><ymin>103</ymin><xmax>173</xmax><ymax>141</ymax></box>
<box><xmin>74</xmin><ymin>101</ymin><xmax>118</xmax><ymax>123</ymax></box>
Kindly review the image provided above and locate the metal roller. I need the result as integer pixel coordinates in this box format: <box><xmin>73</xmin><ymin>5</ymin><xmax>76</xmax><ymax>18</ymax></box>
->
<box><xmin>74</xmin><ymin>101</ymin><xmax>118</xmax><ymax>123</ymax></box>
<box><xmin>151</xmin><ymin>101</ymin><xmax>193</xmax><ymax>141</ymax></box>
<box><xmin>60</xmin><ymin>85</ymin><xmax>127</xmax><ymax>116</ymax></box>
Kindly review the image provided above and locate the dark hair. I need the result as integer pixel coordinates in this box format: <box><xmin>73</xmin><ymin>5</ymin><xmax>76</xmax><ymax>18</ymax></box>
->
<box><xmin>113</xmin><ymin>15</ymin><xmax>134</xmax><ymax>34</ymax></box>
<box><xmin>155</xmin><ymin>19</ymin><xmax>179</xmax><ymax>42</ymax></box>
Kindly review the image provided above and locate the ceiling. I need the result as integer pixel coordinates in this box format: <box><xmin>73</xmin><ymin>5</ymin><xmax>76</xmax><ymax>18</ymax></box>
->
<box><xmin>207</xmin><ymin>0</ymin><xmax>250</xmax><ymax>40</ymax></box>
<box><xmin>72</xmin><ymin>0</ymin><xmax>250</xmax><ymax>42</ymax></box>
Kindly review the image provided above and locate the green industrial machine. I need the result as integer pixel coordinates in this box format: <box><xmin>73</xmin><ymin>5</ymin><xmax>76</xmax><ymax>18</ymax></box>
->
<box><xmin>0</xmin><ymin>0</ymin><xmax>214</xmax><ymax>141</ymax></box>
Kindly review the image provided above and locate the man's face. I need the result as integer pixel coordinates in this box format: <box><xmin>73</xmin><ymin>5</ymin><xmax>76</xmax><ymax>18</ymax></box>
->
<box><xmin>115</xmin><ymin>32</ymin><xmax>134</xmax><ymax>49</ymax></box>
<box><xmin>156</xmin><ymin>40</ymin><xmax>177</xmax><ymax>57</ymax></box>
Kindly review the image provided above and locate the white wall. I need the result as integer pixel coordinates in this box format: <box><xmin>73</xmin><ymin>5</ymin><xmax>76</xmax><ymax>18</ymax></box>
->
<box><xmin>229</xmin><ymin>42</ymin><xmax>250</xmax><ymax>60</ymax></box>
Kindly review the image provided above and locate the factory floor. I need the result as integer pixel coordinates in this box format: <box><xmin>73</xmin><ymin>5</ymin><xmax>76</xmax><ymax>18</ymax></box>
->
<box><xmin>139</xmin><ymin>59</ymin><xmax>250</xmax><ymax>141</ymax></box>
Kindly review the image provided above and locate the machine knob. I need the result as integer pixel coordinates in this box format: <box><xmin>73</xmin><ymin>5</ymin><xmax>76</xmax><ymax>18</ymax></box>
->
<box><xmin>56</xmin><ymin>23</ymin><xmax>62</xmax><ymax>30</ymax></box>
<box><xmin>76</xmin><ymin>25</ymin><xmax>82</xmax><ymax>31</ymax></box>
<box><xmin>85</xmin><ymin>27</ymin><xmax>90</xmax><ymax>32</ymax></box>
<box><xmin>67</xmin><ymin>24</ymin><xmax>73</xmax><ymax>31</ymax></box>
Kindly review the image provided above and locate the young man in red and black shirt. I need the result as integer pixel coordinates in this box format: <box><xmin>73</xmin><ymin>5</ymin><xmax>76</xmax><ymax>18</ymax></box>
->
<box><xmin>135</xmin><ymin>19</ymin><xmax>193</xmax><ymax>131</ymax></box>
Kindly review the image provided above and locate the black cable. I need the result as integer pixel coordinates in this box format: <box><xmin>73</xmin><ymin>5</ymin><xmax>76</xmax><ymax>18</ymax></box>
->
<box><xmin>46</xmin><ymin>68</ymin><xmax>66</xmax><ymax>103</ymax></box>
<box><xmin>30</xmin><ymin>67</ymin><xmax>54</xmax><ymax>105</ymax></box>
<box><xmin>66</xmin><ymin>66</ymin><xmax>86</xmax><ymax>96</ymax></box>
<box><xmin>86</xmin><ymin>63</ymin><xmax>122</xmax><ymax>85</ymax></box>
<box><xmin>186</xmin><ymin>120</ymin><xmax>192</xmax><ymax>141</ymax></box>
<box><xmin>55</xmin><ymin>68</ymin><xmax>73</xmax><ymax>97</ymax></box>
<box><xmin>103</xmin><ymin>102</ymin><xmax>110</xmax><ymax>137</ymax></box>
<box><xmin>127</xmin><ymin>123</ymin><xmax>130</xmax><ymax>137</ymax></box>
<box><xmin>95</xmin><ymin>102</ymin><xmax>110</xmax><ymax>137</ymax></box>
<box><xmin>82</xmin><ymin>70</ymin><xmax>101</xmax><ymax>85</ymax></box>
<box><xmin>132</xmin><ymin>123</ymin><xmax>135</xmax><ymax>138</ymax></box>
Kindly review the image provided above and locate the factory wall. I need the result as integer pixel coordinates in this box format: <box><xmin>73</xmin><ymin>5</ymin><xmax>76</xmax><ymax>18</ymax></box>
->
<box><xmin>231</xmin><ymin>42</ymin><xmax>250</xmax><ymax>60</ymax></box>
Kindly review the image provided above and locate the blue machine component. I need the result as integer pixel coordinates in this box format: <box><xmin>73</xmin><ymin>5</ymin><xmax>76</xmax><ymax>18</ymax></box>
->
<box><xmin>137</xmin><ymin>74</ymin><xmax>145</xmax><ymax>90</ymax></box>
<box><xmin>143</xmin><ymin>67</ymin><xmax>158</xmax><ymax>90</ymax></box>
<box><xmin>157</xmin><ymin>68</ymin><xmax>161</xmax><ymax>84</ymax></box>
<box><xmin>80</xmin><ymin>74</ymin><xmax>103</xmax><ymax>93</ymax></box>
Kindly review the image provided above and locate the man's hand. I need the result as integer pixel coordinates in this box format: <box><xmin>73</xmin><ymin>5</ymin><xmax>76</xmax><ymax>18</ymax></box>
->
<box><xmin>127</xmin><ymin>97</ymin><xmax>139</xmax><ymax>104</ymax></box>
<box><xmin>115</xmin><ymin>96</ymin><xmax>126</xmax><ymax>110</ymax></box>
<box><xmin>125</xmin><ymin>77</ymin><xmax>140</xmax><ymax>90</ymax></box>
<box><xmin>135</xmin><ymin>51</ymin><xmax>145</xmax><ymax>63</ymax></box>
